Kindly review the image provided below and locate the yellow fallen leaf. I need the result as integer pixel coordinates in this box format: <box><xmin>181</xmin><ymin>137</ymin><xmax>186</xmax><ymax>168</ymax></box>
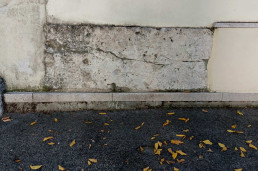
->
<box><xmin>135</xmin><ymin>122</ymin><xmax>144</xmax><ymax>130</ymax></box>
<box><xmin>172</xmin><ymin>152</ymin><xmax>178</xmax><ymax>159</ymax></box>
<box><xmin>163</xmin><ymin>120</ymin><xmax>171</xmax><ymax>126</ymax></box>
<box><xmin>89</xmin><ymin>144</ymin><xmax>92</xmax><ymax>149</ymax></box>
<box><xmin>234</xmin><ymin>169</ymin><xmax>242</xmax><ymax>171</ymax></box>
<box><xmin>166</xmin><ymin>160</ymin><xmax>175</xmax><ymax>164</ymax></box>
<box><xmin>176</xmin><ymin>150</ymin><xmax>187</xmax><ymax>155</ymax></box>
<box><xmin>240</xmin><ymin>151</ymin><xmax>245</xmax><ymax>157</ymax></box>
<box><xmin>163</xmin><ymin>141</ymin><xmax>168</xmax><ymax>145</ymax></box>
<box><xmin>104</xmin><ymin>144</ymin><xmax>108</xmax><ymax>146</ymax></box>
<box><xmin>54</xmin><ymin>118</ymin><xmax>58</xmax><ymax>122</ymax></box>
<box><xmin>30</xmin><ymin>165</ymin><xmax>42</xmax><ymax>170</ymax></box>
<box><xmin>15</xmin><ymin>159</ymin><xmax>21</xmax><ymax>163</ymax></box>
<box><xmin>157</xmin><ymin>141</ymin><xmax>162</xmax><ymax>147</ymax></box>
<box><xmin>249</xmin><ymin>144</ymin><xmax>257</xmax><ymax>150</ymax></box>
<box><xmin>167</xmin><ymin>112</ymin><xmax>175</xmax><ymax>115</ymax></box>
<box><xmin>189</xmin><ymin>136</ymin><xmax>194</xmax><ymax>140</ymax></box>
<box><xmin>84</xmin><ymin>121</ymin><xmax>92</xmax><ymax>124</ymax></box>
<box><xmin>199</xmin><ymin>155</ymin><xmax>203</xmax><ymax>159</ymax></box>
<box><xmin>237</xmin><ymin>110</ymin><xmax>244</xmax><ymax>116</ymax></box>
<box><xmin>227</xmin><ymin>130</ymin><xmax>244</xmax><ymax>134</ymax></box>
<box><xmin>100</xmin><ymin>130</ymin><xmax>104</xmax><ymax>133</ymax></box>
<box><xmin>48</xmin><ymin>130</ymin><xmax>54</xmax><ymax>132</ymax></box>
<box><xmin>207</xmin><ymin>148</ymin><xmax>213</xmax><ymax>152</ymax></box>
<box><xmin>48</xmin><ymin>142</ymin><xmax>55</xmax><ymax>146</ymax></box>
<box><xmin>160</xmin><ymin>158</ymin><xmax>165</xmax><ymax>165</ymax></box>
<box><xmin>247</xmin><ymin>125</ymin><xmax>252</xmax><ymax>127</ymax></box>
<box><xmin>240</xmin><ymin>147</ymin><xmax>246</xmax><ymax>152</ymax></box>
<box><xmin>231</xmin><ymin>125</ymin><xmax>237</xmax><ymax>129</ymax></box>
<box><xmin>99</xmin><ymin>113</ymin><xmax>106</xmax><ymax>115</ymax></box>
<box><xmin>88</xmin><ymin>161</ymin><xmax>92</xmax><ymax>165</ymax></box>
<box><xmin>154</xmin><ymin>134</ymin><xmax>159</xmax><ymax>137</ymax></box>
<box><xmin>235</xmin><ymin>147</ymin><xmax>238</xmax><ymax>151</ymax></box>
<box><xmin>151</xmin><ymin>137</ymin><xmax>156</xmax><ymax>140</ymax></box>
<box><xmin>70</xmin><ymin>139</ymin><xmax>75</xmax><ymax>147</ymax></box>
<box><xmin>89</xmin><ymin>159</ymin><xmax>97</xmax><ymax>163</ymax></box>
<box><xmin>174</xmin><ymin>167</ymin><xmax>179</xmax><ymax>171</ymax></box>
<box><xmin>104</xmin><ymin>123</ymin><xmax>109</xmax><ymax>126</ymax></box>
<box><xmin>58</xmin><ymin>165</ymin><xmax>65</xmax><ymax>171</ymax></box>
<box><xmin>154</xmin><ymin>149</ymin><xmax>162</xmax><ymax>155</ymax></box>
<box><xmin>203</xmin><ymin>140</ymin><xmax>213</xmax><ymax>145</ymax></box>
<box><xmin>168</xmin><ymin>148</ymin><xmax>173</xmax><ymax>154</ymax></box>
<box><xmin>176</xmin><ymin>134</ymin><xmax>186</xmax><ymax>138</ymax></box>
<box><xmin>43</xmin><ymin>137</ymin><xmax>53</xmax><ymax>142</ymax></box>
<box><xmin>183</xmin><ymin>129</ymin><xmax>189</xmax><ymax>132</ymax></box>
<box><xmin>177</xmin><ymin>159</ymin><xmax>185</xmax><ymax>163</ymax></box>
<box><xmin>155</xmin><ymin>142</ymin><xmax>159</xmax><ymax>150</ymax></box>
<box><xmin>103</xmin><ymin>137</ymin><xmax>107</xmax><ymax>140</ymax></box>
<box><xmin>199</xmin><ymin>143</ymin><xmax>205</xmax><ymax>149</ymax></box>
<box><xmin>218</xmin><ymin>143</ymin><xmax>227</xmax><ymax>151</ymax></box>
<box><xmin>30</xmin><ymin>121</ymin><xmax>37</xmax><ymax>126</ymax></box>
<box><xmin>246</xmin><ymin>140</ymin><xmax>252</xmax><ymax>144</ymax></box>
<box><xmin>178</xmin><ymin>118</ymin><xmax>189</xmax><ymax>123</ymax></box>
<box><xmin>171</xmin><ymin>140</ymin><xmax>184</xmax><ymax>145</ymax></box>
<box><xmin>140</xmin><ymin>146</ymin><xmax>144</xmax><ymax>152</ymax></box>
<box><xmin>143</xmin><ymin>166</ymin><xmax>152</xmax><ymax>171</ymax></box>
<box><xmin>202</xmin><ymin>109</ymin><xmax>208</xmax><ymax>113</ymax></box>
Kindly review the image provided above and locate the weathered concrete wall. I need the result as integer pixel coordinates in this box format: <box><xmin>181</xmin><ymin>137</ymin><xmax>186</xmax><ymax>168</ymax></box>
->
<box><xmin>47</xmin><ymin>0</ymin><xmax>258</xmax><ymax>27</ymax></box>
<box><xmin>208</xmin><ymin>28</ymin><xmax>258</xmax><ymax>93</ymax></box>
<box><xmin>44</xmin><ymin>25</ymin><xmax>213</xmax><ymax>92</ymax></box>
<box><xmin>0</xmin><ymin>0</ymin><xmax>46</xmax><ymax>91</ymax></box>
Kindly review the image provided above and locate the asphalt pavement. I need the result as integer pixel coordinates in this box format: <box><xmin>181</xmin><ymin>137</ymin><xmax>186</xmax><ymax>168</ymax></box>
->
<box><xmin>0</xmin><ymin>108</ymin><xmax>257</xmax><ymax>171</ymax></box>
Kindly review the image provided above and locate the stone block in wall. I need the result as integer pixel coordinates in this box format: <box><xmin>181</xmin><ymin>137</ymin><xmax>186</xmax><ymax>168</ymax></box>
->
<box><xmin>44</xmin><ymin>25</ymin><xmax>213</xmax><ymax>92</ymax></box>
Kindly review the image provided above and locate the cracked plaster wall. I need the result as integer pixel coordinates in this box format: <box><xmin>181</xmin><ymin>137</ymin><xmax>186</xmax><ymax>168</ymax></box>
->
<box><xmin>0</xmin><ymin>0</ymin><xmax>46</xmax><ymax>91</ymax></box>
<box><xmin>44</xmin><ymin>25</ymin><xmax>213</xmax><ymax>92</ymax></box>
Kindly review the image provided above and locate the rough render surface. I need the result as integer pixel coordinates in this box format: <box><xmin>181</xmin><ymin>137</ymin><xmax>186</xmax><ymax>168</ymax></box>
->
<box><xmin>0</xmin><ymin>0</ymin><xmax>46</xmax><ymax>90</ymax></box>
<box><xmin>44</xmin><ymin>25</ymin><xmax>213</xmax><ymax>92</ymax></box>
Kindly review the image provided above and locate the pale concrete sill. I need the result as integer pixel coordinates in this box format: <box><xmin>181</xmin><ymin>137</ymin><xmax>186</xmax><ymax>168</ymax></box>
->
<box><xmin>4</xmin><ymin>92</ymin><xmax>258</xmax><ymax>102</ymax></box>
<box><xmin>214</xmin><ymin>22</ymin><xmax>258</xmax><ymax>28</ymax></box>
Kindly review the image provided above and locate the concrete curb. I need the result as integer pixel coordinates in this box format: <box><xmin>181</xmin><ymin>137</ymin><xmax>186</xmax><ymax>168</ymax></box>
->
<box><xmin>4</xmin><ymin>92</ymin><xmax>258</xmax><ymax>102</ymax></box>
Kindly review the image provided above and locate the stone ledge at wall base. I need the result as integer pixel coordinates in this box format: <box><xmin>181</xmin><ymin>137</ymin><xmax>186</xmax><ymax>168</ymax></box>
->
<box><xmin>0</xmin><ymin>78</ymin><xmax>6</xmax><ymax>116</ymax></box>
<box><xmin>4</xmin><ymin>92</ymin><xmax>258</xmax><ymax>112</ymax></box>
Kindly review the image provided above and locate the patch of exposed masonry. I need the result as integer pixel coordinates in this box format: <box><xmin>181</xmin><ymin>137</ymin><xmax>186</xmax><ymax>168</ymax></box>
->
<box><xmin>44</xmin><ymin>24</ymin><xmax>213</xmax><ymax>92</ymax></box>
<box><xmin>0</xmin><ymin>77</ymin><xmax>6</xmax><ymax>115</ymax></box>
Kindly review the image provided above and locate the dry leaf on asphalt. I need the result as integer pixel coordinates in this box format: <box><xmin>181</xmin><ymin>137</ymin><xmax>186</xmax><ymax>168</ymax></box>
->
<box><xmin>135</xmin><ymin>122</ymin><xmax>144</xmax><ymax>130</ymax></box>
<box><xmin>70</xmin><ymin>139</ymin><xmax>76</xmax><ymax>147</ymax></box>
<box><xmin>247</xmin><ymin>125</ymin><xmax>252</xmax><ymax>127</ymax></box>
<box><xmin>89</xmin><ymin>144</ymin><xmax>92</xmax><ymax>149</ymax></box>
<box><xmin>174</xmin><ymin>167</ymin><xmax>179</xmax><ymax>171</ymax></box>
<box><xmin>235</xmin><ymin>147</ymin><xmax>238</xmax><ymax>151</ymax></box>
<box><xmin>88</xmin><ymin>159</ymin><xmax>97</xmax><ymax>163</ymax></box>
<box><xmin>48</xmin><ymin>130</ymin><xmax>54</xmax><ymax>132</ymax></box>
<box><xmin>189</xmin><ymin>136</ymin><xmax>194</xmax><ymax>140</ymax></box>
<box><xmin>154</xmin><ymin>148</ymin><xmax>162</xmax><ymax>155</ymax></box>
<box><xmin>160</xmin><ymin>158</ymin><xmax>165</xmax><ymax>165</ymax></box>
<box><xmin>227</xmin><ymin>130</ymin><xmax>244</xmax><ymax>134</ymax></box>
<box><xmin>178</xmin><ymin>118</ymin><xmax>189</xmax><ymax>123</ymax></box>
<box><xmin>84</xmin><ymin>121</ymin><xmax>92</xmax><ymax>124</ymax></box>
<box><xmin>172</xmin><ymin>152</ymin><xmax>178</xmax><ymax>159</ymax></box>
<box><xmin>176</xmin><ymin>150</ymin><xmax>187</xmax><ymax>155</ymax></box>
<box><xmin>207</xmin><ymin>148</ymin><xmax>213</xmax><ymax>152</ymax></box>
<box><xmin>99</xmin><ymin>113</ymin><xmax>106</xmax><ymax>115</ymax></box>
<box><xmin>246</xmin><ymin>140</ymin><xmax>252</xmax><ymax>144</ymax></box>
<box><xmin>202</xmin><ymin>109</ymin><xmax>208</xmax><ymax>113</ymax></box>
<box><xmin>151</xmin><ymin>137</ymin><xmax>155</xmax><ymax>140</ymax></box>
<box><xmin>30</xmin><ymin>121</ymin><xmax>37</xmax><ymax>126</ymax></box>
<box><xmin>30</xmin><ymin>165</ymin><xmax>42</xmax><ymax>170</ymax></box>
<box><xmin>43</xmin><ymin>137</ymin><xmax>53</xmax><ymax>142</ymax></box>
<box><xmin>167</xmin><ymin>112</ymin><xmax>175</xmax><ymax>115</ymax></box>
<box><xmin>199</xmin><ymin>155</ymin><xmax>203</xmax><ymax>159</ymax></box>
<box><xmin>231</xmin><ymin>125</ymin><xmax>237</xmax><ymax>129</ymax></box>
<box><xmin>203</xmin><ymin>140</ymin><xmax>213</xmax><ymax>145</ymax></box>
<box><xmin>48</xmin><ymin>142</ymin><xmax>55</xmax><ymax>146</ymax></box>
<box><xmin>199</xmin><ymin>143</ymin><xmax>205</xmax><ymax>149</ymax></box>
<box><xmin>237</xmin><ymin>110</ymin><xmax>244</xmax><ymax>116</ymax></box>
<box><xmin>163</xmin><ymin>120</ymin><xmax>171</xmax><ymax>126</ymax></box>
<box><xmin>240</xmin><ymin>151</ymin><xmax>245</xmax><ymax>157</ymax></box>
<box><xmin>140</xmin><ymin>146</ymin><xmax>144</xmax><ymax>152</ymax></box>
<box><xmin>58</xmin><ymin>165</ymin><xmax>65</xmax><ymax>171</ymax></box>
<box><xmin>54</xmin><ymin>118</ymin><xmax>58</xmax><ymax>122</ymax></box>
<box><xmin>2</xmin><ymin>116</ymin><xmax>11</xmax><ymax>122</ymax></box>
<box><xmin>240</xmin><ymin>147</ymin><xmax>247</xmax><ymax>152</ymax></box>
<box><xmin>104</xmin><ymin>123</ymin><xmax>109</xmax><ymax>126</ymax></box>
<box><xmin>249</xmin><ymin>144</ymin><xmax>257</xmax><ymax>150</ymax></box>
<box><xmin>143</xmin><ymin>166</ymin><xmax>152</xmax><ymax>171</ymax></box>
<box><xmin>177</xmin><ymin>159</ymin><xmax>185</xmax><ymax>163</ymax></box>
<box><xmin>171</xmin><ymin>140</ymin><xmax>184</xmax><ymax>145</ymax></box>
<box><xmin>168</xmin><ymin>148</ymin><xmax>173</xmax><ymax>154</ymax></box>
<box><xmin>218</xmin><ymin>143</ymin><xmax>227</xmax><ymax>151</ymax></box>
<box><xmin>234</xmin><ymin>169</ymin><xmax>242</xmax><ymax>171</ymax></box>
<box><xmin>183</xmin><ymin>129</ymin><xmax>189</xmax><ymax>132</ymax></box>
<box><xmin>166</xmin><ymin>160</ymin><xmax>175</xmax><ymax>164</ymax></box>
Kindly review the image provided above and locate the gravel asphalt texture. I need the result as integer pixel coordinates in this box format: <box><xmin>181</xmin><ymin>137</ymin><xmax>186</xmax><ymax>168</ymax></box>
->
<box><xmin>0</xmin><ymin>108</ymin><xmax>257</xmax><ymax>171</ymax></box>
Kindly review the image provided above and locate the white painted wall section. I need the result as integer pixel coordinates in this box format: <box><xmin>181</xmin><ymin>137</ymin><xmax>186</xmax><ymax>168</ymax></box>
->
<box><xmin>47</xmin><ymin>0</ymin><xmax>258</xmax><ymax>27</ymax></box>
<box><xmin>208</xmin><ymin>28</ymin><xmax>258</xmax><ymax>93</ymax></box>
